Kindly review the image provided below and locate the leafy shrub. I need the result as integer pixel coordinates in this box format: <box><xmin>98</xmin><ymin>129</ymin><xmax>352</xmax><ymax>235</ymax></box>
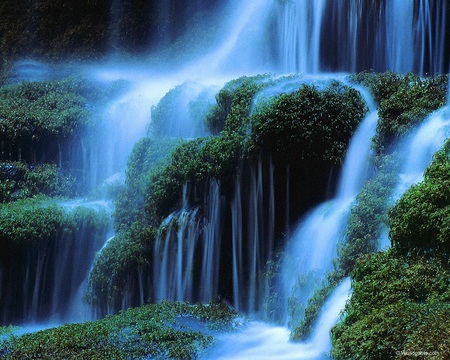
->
<box><xmin>331</xmin><ymin>251</ymin><xmax>450</xmax><ymax>359</ymax></box>
<box><xmin>0</xmin><ymin>162</ymin><xmax>75</xmax><ymax>202</ymax></box>
<box><xmin>86</xmin><ymin>223</ymin><xmax>156</xmax><ymax>313</ymax></box>
<box><xmin>250</xmin><ymin>81</ymin><xmax>367</xmax><ymax>163</ymax></box>
<box><xmin>150</xmin><ymin>82</ymin><xmax>215</xmax><ymax>138</ymax></box>
<box><xmin>389</xmin><ymin>140</ymin><xmax>450</xmax><ymax>265</ymax></box>
<box><xmin>204</xmin><ymin>74</ymin><xmax>271</xmax><ymax>135</ymax></box>
<box><xmin>351</xmin><ymin>71</ymin><xmax>448</xmax><ymax>154</ymax></box>
<box><xmin>337</xmin><ymin>154</ymin><xmax>399</xmax><ymax>273</ymax></box>
<box><xmin>0</xmin><ymin>300</ymin><xmax>239</xmax><ymax>360</ymax></box>
<box><xmin>115</xmin><ymin>137</ymin><xmax>177</xmax><ymax>230</ymax></box>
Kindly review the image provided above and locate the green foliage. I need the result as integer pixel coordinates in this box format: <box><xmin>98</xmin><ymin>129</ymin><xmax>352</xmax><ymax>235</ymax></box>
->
<box><xmin>337</xmin><ymin>154</ymin><xmax>399</xmax><ymax>273</ymax></box>
<box><xmin>115</xmin><ymin>137</ymin><xmax>177</xmax><ymax>230</ymax></box>
<box><xmin>389</xmin><ymin>140</ymin><xmax>450</xmax><ymax>265</ymax></box>
<box><xmin>150</xmin><ymin>82</ymin><xmax>215</xmax><ymax>138</ymax></box>
<box><xmin>145</xmin><ymin>133</ymin><xmax>243</xmax><ymax>224</ymax></box>
<box><xmin>332</xmin><ymin>139</ymin><xmax>450</xmax><ymax>359</ymax></box>
<box><xmin>351</xmin><ymin>71</ymin><xmax>448</xmax><ymax>154</ymax></box>
<box><xmin>0</xmin><ymin>76</ymin><xmax>127</xmax><ymax>163</ymax></box>
<box><xmin>1</xmin><ymin>300</ymin><xmax>239</xmax><ymax>360</ymax></box>
<box><xmin>331</xmin><ymin>251</ymin><xmax>450</xmax><ymax>359</ymax></box>
<box><xmin>0</xmin><ymin>162</ymin><xmax>75</xmax><ymax>202</ymax></box>
<box><xmin>250</xmin><ymin>81</ymin><xmax>367</xmax><ymax>163</ymax></box>
<box><xmin>87</xmin><ymin>223</ymin><xmax>156</xmax><ymax>310</ymax></box>
<box><xmin>0</xmin><ymin>197</ymin><xmax>109</xmax><ymax>250</ymax></box>
<box><xmin>204</xmin><ymin>75</ymin><xmax>271</xmax><ymax>135</ymax></box>
<box><xmin>289</xmin><ymin>272</ymin><xmax>342</xmax><ymax>341</ymax></box>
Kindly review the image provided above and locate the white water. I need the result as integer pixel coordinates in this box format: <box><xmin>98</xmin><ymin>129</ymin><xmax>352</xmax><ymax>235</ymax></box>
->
<box><xmin>202</xmin><ymin>278</ymin><xmax>351</xmax><ymax>360</ymax></box>
<box><xmin>281</xmin><ymin>109</ymin><xmax>377</xmax><ymax>319</ymax></box>
<box><xmin>379</xmin><ymin>106</ymin><xmax>450</xmax><ymax>249</ymax></box>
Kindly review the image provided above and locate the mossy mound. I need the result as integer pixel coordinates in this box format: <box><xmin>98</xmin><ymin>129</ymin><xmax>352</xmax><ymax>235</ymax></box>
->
<box><xmin>0</xmin><ymin>300</ymin><xmax>239</xmax><ymax>360</ymax></box>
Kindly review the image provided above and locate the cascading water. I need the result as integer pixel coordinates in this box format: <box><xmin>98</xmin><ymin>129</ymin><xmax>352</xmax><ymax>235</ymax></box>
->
<box><xmin>378</xmin><ymin>105</ymin><xmax>450</xmax><ymax>249</ymax></box>
<box><xmin>276</xmin><ymin>0</ymin><xmax>448</xmax><ymax>74</ymax></box>
<box><xmin>202</xmin><ymin>278</ymin><xmax>352</xmax><ymax>360</ymax></box>
<box><xmin>279</xmin><ymin>106</ymin><xmax>378</xmax><ymax>322</ymax></box>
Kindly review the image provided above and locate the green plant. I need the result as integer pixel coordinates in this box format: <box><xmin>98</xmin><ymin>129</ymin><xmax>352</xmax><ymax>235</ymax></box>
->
<box><xmin>0</xmin><ymin>300</ymin><xmax>239</xmax><ymax>360</ymax></box>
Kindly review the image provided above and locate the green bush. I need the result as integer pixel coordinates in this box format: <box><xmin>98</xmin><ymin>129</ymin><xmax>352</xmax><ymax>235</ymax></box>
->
<box><xmin>150</xmin><ymin>82</ymin><xmax>215</xmax><ymax>138</ymax></box>
<box><xmin>337</xmin><ymin>154</ymin><xmax>399</xmax><ymax>273</ymax></box>
<box><xmin>0</xmin><ymin>162</ymin><xmax>75</xmax><ymax>202</ymax></box>
<box><xmin>86</xmin><ymin>223</ymin><xmax>156</xmax><ymax>312</ymax></box>
<box><xmin>250</xmin><ymin>81</ymin><xmax>367</xmax><ymax>163</ymax></box>
<box><xmin>331</xmin><ymin>251</ymin><xmax>450</xmax><ymax>359</ymax></box>
<box><xmin>204</xmin><ymin>74</ymin><xmax>271</xmax><ymax>135</ymax></box>
<box><xmin>351</xmin><ymin>71</ymin><xmax>448</xmax><ymax>154</ymax></box>
<box><xmin>389</xmin><ymin>140</ymin><xmax>450</xmax><ymax>265</ymax></box>
<box><xmin>0</xmin><ymin>300</ymin><xmax>239</xmax><ymax>360</ymax></box>
<box><xmin>0</xmin><ymin>197</ymin><xmax>109</xmax><ymax>250</ymax></box>
<box><xmin>115</xmin><ymin>137</ymin><xmax>177</xmax><ymax>230</ymax></box>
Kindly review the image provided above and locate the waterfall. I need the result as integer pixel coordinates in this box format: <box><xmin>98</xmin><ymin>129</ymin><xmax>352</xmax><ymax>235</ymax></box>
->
<box><xmin>0</xmin><ymin>201</ymin><xmax>112</xmax><ymax>325</ymax></box>
<box><xmin>278</xmin><ymin>0</ymin><xmax>326</xmax><ymax>73</ymax></box>
<box><xmin>280</xmin><ymin>108</ymin><xmax>378</xmax><ymax>321</ymax></box>
<box><xmin>202</xmin><ymin>278</ymin><xmax>351</xmax><ymax>360</ymax></box>
<box><xmin>276</xmin><ymin>0</ymin><xmax>448</xmax><ymax>74</ymax></box>
<box><xmin>153</xmin><ymin>210</ymin><xmax>201</xmax><ymax>302</ymax></box>
<box><xmin>379</xmin><ymin>106</ymin><xmax>450</xmax><ymax>249</ymax></box>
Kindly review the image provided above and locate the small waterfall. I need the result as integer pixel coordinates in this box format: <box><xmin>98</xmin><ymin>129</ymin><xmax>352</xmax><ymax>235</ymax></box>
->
<box><xmin>385</xmin><ymin>1</ymin><xmax>414</xmax><ymax>73</ymax></box>
<box><xmin>281</xmin><ymin>108</ymin><xmax>378</xmax><ymax>320</ymax></box>
<box><xmin>199</xmin><ymin>180</ymin><xmax>223</xmax><ymax>302</ymax></box>
<box><xmin>231</xmin><ymin>157</ymin><xmax>276</xmax><ymax>313</ymax></box>
<box><xmin>152</xmin><ymin>180</ymin><xmax>223</xmax><ymax>303</ymax></box>
<box><xmin>379</xmin><ymin>106</ymin><xmax>450</xmax><ymax>249</ymax></box>
<box><xmin>153</xmin><ymin>210</ymin><xmax>201</xmax><ymax>302</ymax></box>
<box><xmin>276</xmin><ymin>0</ymin><xmax>448</xmax><ymax>74</ymax></box>
<box><xmin>0</xmin><ymin>201</ymin><xmax>112</xmax><ymax>325</ymax></box>
<box><xmin>202</xmin><ymin>278</ymin><xmax>351</xmax><ymax>360</ymax></box>
<box><xmin>278</xmin><ymin>0</ymin><xmax>326</xmax><ymax>73</ymax></box>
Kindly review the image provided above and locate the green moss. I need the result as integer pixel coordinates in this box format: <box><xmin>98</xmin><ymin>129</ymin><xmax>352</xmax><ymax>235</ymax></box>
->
<box><xmin>86</xmin><ymin>223</ymin><xmax>156</xmax><ymax>311</ymax></box>
<box><xmin>150</xmin><ymin>82</ymin><xmax>215</xmax><ymax>138</ymax></box>
<box><xmin>331</xmin><ymin>251</ymin><xmax>450</xmax><ymax>359</ymax></box>
<box><xmin>0</xmin><ymin>162</ymin><xmax>75</xmax><ymax>202</ymax></box>
<box><xmin>332</xmin><ymin>140</ymin><xmax>450</xmax><ymax>359</ymax></box>
<box><xmin>204</xmin><ymin>74</ymin><xmax>272</xmax><ymax>135</ymax></box>
<box><xmin>389</xmin><ymin>140</ymin><xmax>450</xmax><ymax>265</ymax></box>
<box><xmin>115</xmin><ymin>137</ymin><xmax>177</xmax><ymax>230</ymax></box>
<box><xmin>249</xmin><ymin>80</ymin><xmax>367</xmax><ymax>163</ymax></box>
<box><xmin>0</xmin><ymin>197</ymin><xmax>109</xmax><ymax>249</ymax></box>
<box><xmin>351</xmin><ymin>71</ymin><xmax>448</xmax><ymax>154</ymax></box>
<box><xmin>1</xmin><ymin>300</ymin><xmax>239</xmax><ymax>360</ymax></box>
<box><xmin>337</xmin><ymin>154</ymin><xmax>399</xmax><ymax>273</ymax></box>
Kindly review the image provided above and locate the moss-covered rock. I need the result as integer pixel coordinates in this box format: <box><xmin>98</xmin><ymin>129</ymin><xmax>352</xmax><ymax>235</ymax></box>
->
<box><xmin>86</xmin><ymin>223</ymin><xmax>156</xmax><ymax>315</ymax></box>
<box><xmin>0</xmin><ymin>300</ymin><xmax>239</xmax><ymax>360</ymax></box>
<box><xmin>331</xmin><ymin>251</ymin><xmax>450</xmax><ymax>359</ymax></box>
<box><xmin>351</xmin><ymin>71</ymin><xmax>448</xmax><ymax>154</ymax></box>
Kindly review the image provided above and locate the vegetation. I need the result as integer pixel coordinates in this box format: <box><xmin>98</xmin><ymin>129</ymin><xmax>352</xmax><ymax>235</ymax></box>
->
<box><xmin>350</xmin><ymin>71</ymin><xmax>448</xmax><ymax>154</ymax></box>
<box><xmin>86</xmin><ymin>224</ymin><xmax>156</xmax><ymax>313</ymax></box>
<box><xmin>389</xmin><ymin>140</ymin><xmax>450</xmax><ymax>264</ymax></box>
<box><xmin>0</xmin><ymin>300</ymin><xmax>239</xmax><ymax>360</ymax></box>
<box><xmin>150</xmin><ymin>82</ymin><xmax>215</xmax><ymax>138</ymax></box>
<box><xmin>0</xmin><ymin>162</ymin><xmax>75</xmax><ymax>202</ymax></box>
<box><xmin>291</xmin><ymin>71</ymin><xmax>450</xmax><ymax>344</ymax></box>
<box><xmin>332</xmin><ymin>251</ymin><xmax>450</xmax><ymax>359</ymax></box>
<box><xmin>331</xmin><ymin>139</ymin><xmax>450</xmax><ymax>358</ymax></box>
<box><xmin>249</xmin><ymin>80</ymin><xmax>367</xmax><ymax>163</ymax></box>
<box><xmin>114</xmin><ymin>137</ymin><xmax>177</xmax><ymax>230</ymax></box>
